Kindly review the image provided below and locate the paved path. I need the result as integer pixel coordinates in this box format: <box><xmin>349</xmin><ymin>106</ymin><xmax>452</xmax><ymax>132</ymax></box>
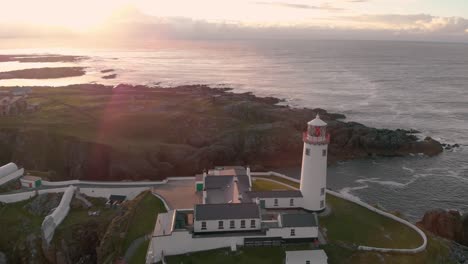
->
<box><xmin>152</xmin><ymin>180</ymin><xmax>201</xmax><ymax>209</ymax></box>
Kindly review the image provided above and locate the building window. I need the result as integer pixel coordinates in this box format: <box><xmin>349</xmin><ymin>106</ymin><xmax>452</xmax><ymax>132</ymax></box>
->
<box><xmin>201</xmin><ymin>221</ymin><xmax>207</xmax><ymax>230</ymax></box>
<box><xmin>218</xmin><ymin>221</ymin><xmax>224</xmax><ymax>229</ymax></box>
<box><xmin>322</xmin><ymin>149</ymin><xmax>327</xmax><ymax>156</ymax></box>
<box><xmin>274</xmin><ymin>198</ymin><xmax>278</xmax><ymax>206</ymax></box>
<box><xmin>321</xmin><ymin>188</ymin><xmax>325</xmax><ymax>196</ymax></box>
<box><xmin>306</xmin><ymin>261</ymin><xmax>310</xmax><ymax>264</ymax></box>
<box><xmin>250</xmin><ymin>220</ymin><xmax>256</xmax><ymax>228</ymax></box>
<box><xmin>305</xmin><ymin>148</ymin><xmax>310</xmax><ymax>156</ymax></box>
<box><xmin>290</xmin><ymin>229</ymin><xmax>295</xmax><ymax>236</ymax></box>
<box><xmin>320</xmin><ymin>200</ymin><xmax>325</xmax><ymax>208</ymax></box>
<box><xmin>290</xmin><ymin>198</ymin><xmax>294</xmax><ymax>206</ymax></box>
<box><xmin>230</xmin><ymin>220</ymin><xmax>235</xmax><ymax>229</ymax></box>
<box><xmin>241</xmin><ymin>220</ymin><xmax>246</xmax><ymax>228</ymax></box>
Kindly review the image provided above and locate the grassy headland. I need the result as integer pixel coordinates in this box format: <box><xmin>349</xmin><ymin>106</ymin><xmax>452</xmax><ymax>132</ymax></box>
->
<box><xmin>0</xmin><ymin>84</ymin><xmax>442</xmax><ymax>182</ymax></box>
<box><xmin>0</xmin><ymin>67</ymin><xmax>86</xmax><ymax>79</ymax></box>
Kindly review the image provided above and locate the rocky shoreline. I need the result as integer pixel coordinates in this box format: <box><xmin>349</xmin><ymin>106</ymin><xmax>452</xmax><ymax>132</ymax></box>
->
<box><xmin>0</xmin><ymin>83</ymin><xmax>443</xmax><ymax>181</ymax></box>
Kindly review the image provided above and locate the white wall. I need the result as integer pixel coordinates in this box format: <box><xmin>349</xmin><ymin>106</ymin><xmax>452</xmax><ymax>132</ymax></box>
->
<box><xmin>327</xmin><ymin>190</ymin><xmax>428</xmax><ymax>254</ymax></box>
<box><xmin>266</xmin><ymin>226</ymin><xmax>318</xmax><ymax>239</ymax></box>
<box><xmin>148</xmin><ymin>230</ymin><xmax>245</xmax><ymax>263</ymax></box>
<box><xmin>300</xmin><ymin>142</ymin><xmax>327</xmax><ymax>211</ymax></box>
<box><xmin>194</xmin><ymin>218</ymin><xmax>260</xmax><ymax>233</ymax></box>
<box><xmin>0</xmin><ymin>168</ymin><xmax>24</xmax><ymax>186</ymax></box>
<box><xmin>42</xmin><ymin>186</ymin><xmax>76</xmax><ymax>245</ymax></box>
<box><xmin>258</xmin><ymin>197</ymin><xmax>303</xmax><ymax>209</ymax></box>
<box><xmin>0</xmin><ymin>190</ymin><xmax>35</xmax><ymax>203</ymax></box>
<box><xmin>41</xmin><ymin>179</ymin><xmax>168</xmax><ymax>187</ymax></box>
<box><xmin>79</xmin><ymin>186</ymin><xmax>150</xmax><ymax>200</ymax></box>
<box><xmin>148</xmin><ymin>225</ymin><xmax>318</xmax><ymax>263</ymax></box>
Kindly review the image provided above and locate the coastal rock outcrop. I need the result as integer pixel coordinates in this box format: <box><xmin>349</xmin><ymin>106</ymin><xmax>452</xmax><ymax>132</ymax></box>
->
<box><xmin>417</xmin><ymin>209</ymin><xmax>468</xmax><ymax>246</ymax></box>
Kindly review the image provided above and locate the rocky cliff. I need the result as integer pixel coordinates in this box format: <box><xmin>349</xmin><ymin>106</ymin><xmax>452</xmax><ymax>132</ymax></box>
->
<box><xmin>417</xmin><ymin>209</ymin><xmax>468</xmax><ymax>247</ymax></box>
<box><xmin>0</xmin><ymin>84</ymin><xmax>443</xmax><ymax>181</ymax></box>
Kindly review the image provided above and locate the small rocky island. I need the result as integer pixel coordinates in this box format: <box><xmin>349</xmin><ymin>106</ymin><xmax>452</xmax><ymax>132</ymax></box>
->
<box><xmin>0</xmin><ymin>84</ymin><xmax>442</xmax><ymax>181</ymax></box>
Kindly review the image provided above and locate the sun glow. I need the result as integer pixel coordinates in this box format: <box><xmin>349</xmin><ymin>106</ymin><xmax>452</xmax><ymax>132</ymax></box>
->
<box><xmin>0</xmin><ymin>0</ymin><xmax>128</xmax><ymax>31</ymax></box>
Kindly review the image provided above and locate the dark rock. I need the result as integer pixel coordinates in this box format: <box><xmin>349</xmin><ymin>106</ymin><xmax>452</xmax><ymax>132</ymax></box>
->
<box><xmin>24</xmin><ymin>193</ymin><xmax>63</xmax><ymax>216</ymax></box>
<box><xmin>417</xmin><ymin>209</ymin><xmax>468</xmax><ymax>246</ymax></box>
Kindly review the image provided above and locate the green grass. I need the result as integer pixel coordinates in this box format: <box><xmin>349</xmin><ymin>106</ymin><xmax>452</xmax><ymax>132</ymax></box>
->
<box><xmin>54</xmin><ymin>197</ymin><xmax>118</xmax><ymax>238</ymax></box>
<box><xmin>251</xmin><ymin>178</ymin><xmax>294</xmax><ymax>191</ymax></box>
<box><xmin>321</xmin><ymin>194</ymin><xmax>422</xmax><ymax>249</ymax></box>
<box><xmin>0</xmin><ymin>198</ymin><xmax>47</xmax><ymax>262</ymax></box>
<box><xmin>122</xmin><ymin>192</ymin><xmax>167</xmax><ymax>252</ymax></box>
<box><xmin>129</xmin><ymin>240</ymin><xmax>150</xmax><ymax>264</ymax></box>
<box><xmin>254</xmin><ymin>176</ymin><xmax>300</xmax><ymax>189</ymax></box>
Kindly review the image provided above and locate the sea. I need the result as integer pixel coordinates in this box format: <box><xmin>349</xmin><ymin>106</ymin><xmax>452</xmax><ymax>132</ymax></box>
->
<box><xmin>1</xmin><ymin>39</ymin><xmax>467</xmax><ymax>222</ymax></box>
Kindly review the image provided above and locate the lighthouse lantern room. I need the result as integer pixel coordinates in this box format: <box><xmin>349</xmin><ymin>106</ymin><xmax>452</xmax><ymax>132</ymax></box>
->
<box><xmin>300</xmin><ymin>114</ymin><xmax>329</xmax><ymax>211</ymax></box>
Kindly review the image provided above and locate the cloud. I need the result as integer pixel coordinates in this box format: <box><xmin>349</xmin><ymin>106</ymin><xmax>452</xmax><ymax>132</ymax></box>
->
<box><xmin>254</xmin><ymin>1</ymin><xmax>344</xmax><ymax>11</ymax></box>
<box><xmin>342</xmin><ymin>14</ymin><xmax>468</xmax><ymax>34</ymax></box>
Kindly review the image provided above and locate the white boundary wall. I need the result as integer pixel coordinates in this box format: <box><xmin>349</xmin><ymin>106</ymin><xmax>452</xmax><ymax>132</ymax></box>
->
<box><xmin>42</xmin><ymin>185</ymin><xmax>76</xmax><ymax>245</ymax></box>
<box><xmin>0</xmin><ymin>168</ymin><xmax>24</xmax><ymax>186</ymax></box>
<box><xmin>327</xmin><ymin>190</ymin><xmax>427</xmax><ymax>254</ymax></box>
<box><xmin>0</xmin><ymin>177</ymin><xmax>194</xmax><ymax>204</ymax></box>
<box><xmin>252</xmin><ymin>172</ymin><xmax>428</xmax><ymax>254</ymax></box>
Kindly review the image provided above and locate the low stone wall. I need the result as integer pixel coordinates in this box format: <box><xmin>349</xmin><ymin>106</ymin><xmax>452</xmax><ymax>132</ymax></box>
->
<box><xmin>327</xmin><ymin>190</ymin><xmax>428</xmax><ymax>254</ymax></box>
<box><xmin>42</xmin><ymin>185</ymin><xmax>76</xmax><ymax>245</ymax></box>
<box><xmin>0</xmin><ymin>190</ymin><xmax>36</xmax><ymax>203</ymax></box>
<box><xmin>41</xmin><ymin>179</ymin><xmax>168</xmax><ymax>187</ymax></box>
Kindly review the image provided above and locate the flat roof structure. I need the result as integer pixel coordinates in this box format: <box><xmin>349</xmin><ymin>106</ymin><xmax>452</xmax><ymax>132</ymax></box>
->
<box><xmin>285</xmin><ymin>250</ymin><xmax>328</xmax><ymax>264</ymax></box>
<box><xmin>154</xmin><ymin>210</ymin><xmax>176</xmax><ymax>236</ymax></box>
<box><xmin>195</xmin><ymin>203</ymin><xmax>260</xmax><ymax>221</ymax></box>
<box><xmin>109</xmin><ymin>195</ymin><xmax>126</xmax><ymax>201</ymax></box>
<box><xmin>21</xmin><ymin>175</ymin><xmax>41</xmax><ymax>181</ymax></box>
<box><xmin>281</xmin><ymin>213</ymin><xmax>318</xmax><ymax>227</ymax></box>
<box><xmin>247</xmin><ymin>190</ymin><xmax>303</xmax><ymax>198</ymax></box>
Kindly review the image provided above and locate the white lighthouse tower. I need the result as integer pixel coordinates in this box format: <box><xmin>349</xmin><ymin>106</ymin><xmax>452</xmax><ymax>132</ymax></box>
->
<box><xmin>300</xmin><ymin>114</ymin><xmax>329</xmax><ymax>211</ymax></box>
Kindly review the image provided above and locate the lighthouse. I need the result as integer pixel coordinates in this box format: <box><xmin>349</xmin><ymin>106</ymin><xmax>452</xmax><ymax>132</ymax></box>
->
<box><xmin>300</xmin><ymin>114</ymin><xmax>329</xmax><ymax>211</ymax></box>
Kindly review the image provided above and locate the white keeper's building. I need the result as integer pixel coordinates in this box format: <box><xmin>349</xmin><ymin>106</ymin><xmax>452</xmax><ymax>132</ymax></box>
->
<box><xmin>147</xmin><ymin>115</ymin><xmax>330</xmax><ymax>263</ymax></box>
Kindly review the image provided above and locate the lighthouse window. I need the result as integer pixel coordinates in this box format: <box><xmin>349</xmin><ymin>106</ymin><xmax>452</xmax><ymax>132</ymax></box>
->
<box><xmin>290</xmin><ymin>198</ymin><xmax>294</xmax><ymax>206</ymax></box>
<box><xmin>322</xmin><ymin>149</ymin><xmax>327</xmax><ymax>156</ymax></box>
<box><xmin>274</xmin><ymin>199</ymin><xmax>278</xmax><ymax>206</ymax></box>
<box><xmin>305</xmin><ymin>148</ymin><xmax>310</xmax><ymax>156</ymax></box>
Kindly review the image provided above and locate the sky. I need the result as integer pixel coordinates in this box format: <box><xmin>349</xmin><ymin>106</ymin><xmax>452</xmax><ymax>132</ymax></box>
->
<box><xmin>0</xmin><ymin>0</ymin><xmax>467</xmax><ymax>43</ymax></box>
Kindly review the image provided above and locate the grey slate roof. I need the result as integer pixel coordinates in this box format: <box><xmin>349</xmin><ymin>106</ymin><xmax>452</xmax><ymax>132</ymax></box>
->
<box><xmin>204</xmin><ymin>176</ymin><xmax>233</xmax><ymax>189</ymax></box>
<box><xmin>195</xmin><ymin>203</ymin><xmax>260</xmax><ymax>220</ymax></box>
<box><xmin>281</xmin><ymin>213</ymin><xmax>317</xmax><ymax>227</ymax></box>
<box><xmin>246</xmin><ymin>190</ymin><xmax>303</xmax><ymax>198</ymax></box>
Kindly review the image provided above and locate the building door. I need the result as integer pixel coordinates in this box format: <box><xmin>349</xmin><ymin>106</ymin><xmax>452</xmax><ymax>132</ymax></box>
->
<box><xmin>260</xmin><ymin>200</ymin><xmax>266</xmax><ymax>209</ymax></box>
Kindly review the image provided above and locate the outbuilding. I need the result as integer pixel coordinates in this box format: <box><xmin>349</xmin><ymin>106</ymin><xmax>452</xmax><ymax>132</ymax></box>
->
<box><xmin>20</xmin><ymin>175</ymin><xmax>42</xmax><ymax>188</ymax></box>
<box><xmin>285</xmin><ymin>250</ymin><xmax>328</xmax><ymax>264</ymax></box>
